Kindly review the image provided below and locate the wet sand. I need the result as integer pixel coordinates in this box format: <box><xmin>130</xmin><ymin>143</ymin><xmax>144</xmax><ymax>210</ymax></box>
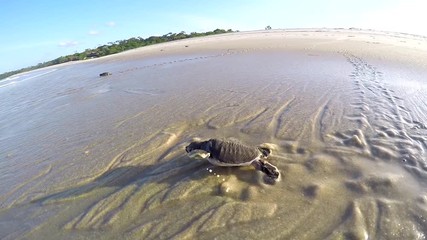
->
<box><xmin>1</xmin><ymin>29</ymin><xmax>427</xmax><ymax>239</ymax></box>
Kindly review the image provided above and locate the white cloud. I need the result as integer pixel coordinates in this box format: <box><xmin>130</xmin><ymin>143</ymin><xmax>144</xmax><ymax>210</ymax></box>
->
<box><xmin>106</xmin><ymin>21</ymin><xmax>116</xmax><ymax>27</ymax></box>
<box><xmin>361</xmin><ymin>0</ymin><xmax>427</xmax><ymax>36</ymax></box>
<box><xmin>88</xmin><ymin>30</ymin><xmax>100</xmax><ymax>35</ymax></box>
<box><xmin>58</xmin><ymin>40</ymin><xmax>79</xmax><ymax>47</ymax></box>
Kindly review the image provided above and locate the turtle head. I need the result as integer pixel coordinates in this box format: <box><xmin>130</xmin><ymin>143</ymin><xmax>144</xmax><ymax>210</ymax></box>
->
<box><xmin>185</xmin><ymin>141</ymin><xmax>202</xmax><ymax>153</ymax></box>
<box><xmin>257</xmin><ymin>147</ymin><xmax>271</xmax><ymax>157</ymax></box>
<box><xmin>185</xmin><ymin>140</ymin><xmax>212</xmax><ymax>153</ymax></box>
<box><xmin>186</xmin><ymin>140</ymin><xmax>212</xmax><ymax>159</ymax></box>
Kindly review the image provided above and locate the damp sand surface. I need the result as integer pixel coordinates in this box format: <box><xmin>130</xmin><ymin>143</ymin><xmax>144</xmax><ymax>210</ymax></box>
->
<box><xmin>1</xmin><ymin>29</ymin><xmax>427</xmax><ymax>239</ymax></box>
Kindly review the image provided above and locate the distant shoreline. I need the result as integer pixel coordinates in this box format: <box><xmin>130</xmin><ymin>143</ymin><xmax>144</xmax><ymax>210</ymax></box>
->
<box><xmin>2</xmin><ymin>27</ymin><xmax>426</xmax><ymax>81</ymax></box>
<box><xmin>0</xmin><ymin>29</ymin><xmax>234</xmax><ymax>81</ymax></box>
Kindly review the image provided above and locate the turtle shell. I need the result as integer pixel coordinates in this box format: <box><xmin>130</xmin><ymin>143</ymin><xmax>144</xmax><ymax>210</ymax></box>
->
<box><xmin>207</xmin><ymin>139</ymin><xmax>261</xmax><ymax>165</ymax></box>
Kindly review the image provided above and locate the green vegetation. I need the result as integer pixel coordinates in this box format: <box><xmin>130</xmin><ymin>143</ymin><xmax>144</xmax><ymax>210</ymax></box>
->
<box><xmin>0</xmin><ymin>28</ymin><xmax>234</xmax><ymax>80</ymax></box>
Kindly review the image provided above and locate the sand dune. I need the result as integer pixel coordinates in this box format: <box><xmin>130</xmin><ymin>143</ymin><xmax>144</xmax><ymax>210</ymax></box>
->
<box><xmin>0</xmin><ymin>29</ymin><xmax>427</xmax><ymax>239</ymax></box>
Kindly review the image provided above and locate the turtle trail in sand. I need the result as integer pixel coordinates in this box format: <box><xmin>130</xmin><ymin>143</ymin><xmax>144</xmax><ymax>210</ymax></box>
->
<box><xmin>185</xmin><ymin>138</ymin><xmax>280</xmax><ymax>181</ymax></box>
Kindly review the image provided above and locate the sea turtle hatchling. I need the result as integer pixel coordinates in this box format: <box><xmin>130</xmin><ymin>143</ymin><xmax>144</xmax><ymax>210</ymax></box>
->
<box><xmin>185</xmin><ymin>138</ymin><xmax>280</xmax><ymax>181</ymax></box>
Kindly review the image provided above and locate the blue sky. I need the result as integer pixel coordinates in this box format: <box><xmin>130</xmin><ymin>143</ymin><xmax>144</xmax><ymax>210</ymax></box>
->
<box><xmin>1</xmin><ymin>0</ymin><xmax>425</xmax><ymax>73</ymax></box>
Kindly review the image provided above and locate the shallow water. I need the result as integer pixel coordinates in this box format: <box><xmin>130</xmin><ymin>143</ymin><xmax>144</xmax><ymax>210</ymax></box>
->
<box><xmin>1</xmin><ymin>35</ymin><xmax>427</xmax><ymax>239</ymax></box>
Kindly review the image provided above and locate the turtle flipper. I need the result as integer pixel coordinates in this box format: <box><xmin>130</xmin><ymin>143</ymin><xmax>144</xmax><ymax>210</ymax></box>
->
<box><xmin>258</xmin><ymin>160</ymin><xmax>280</xmax><ymax>180</ymax></box>
<box><xmin>188</xmin><ymin>150</ymin><xmax>210</xmax><ymax>159</ymax></box>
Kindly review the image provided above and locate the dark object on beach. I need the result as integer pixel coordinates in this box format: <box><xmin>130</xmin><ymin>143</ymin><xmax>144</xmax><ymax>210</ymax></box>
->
<box><xmin>186</xmin><ymin>138</ymin><xmax>280</xmax><ymax>181</ymax></box>
<box><xmin>99</xmin><ymin>72</ymin><xmax>112</xmax><ymax>77</ymax></box>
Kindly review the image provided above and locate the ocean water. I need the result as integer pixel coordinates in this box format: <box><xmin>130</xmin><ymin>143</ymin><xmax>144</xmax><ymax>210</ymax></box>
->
<box><xmin>1</xmin><ymin>37</ymin><xmax>427</xmax><ymax>239</ymax></box>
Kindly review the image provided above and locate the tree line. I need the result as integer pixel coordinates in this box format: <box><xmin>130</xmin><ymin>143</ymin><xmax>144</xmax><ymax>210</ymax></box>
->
<box><xmin>0</xmin><ymin>28</ymin><xmax>234</xmax><ymax>80</ymax></box>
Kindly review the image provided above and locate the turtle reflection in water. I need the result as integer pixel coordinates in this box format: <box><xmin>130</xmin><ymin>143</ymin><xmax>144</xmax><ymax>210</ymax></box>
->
<box><xmin>185</xmin><ymin>138</ymin><xmax>280</xmax><ymax>181</ymax></box>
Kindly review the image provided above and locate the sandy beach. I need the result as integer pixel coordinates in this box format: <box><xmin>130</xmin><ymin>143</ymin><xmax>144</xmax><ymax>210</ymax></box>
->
<box><xmin>1</xmin><ymin>29</ymin><xmax>427</xmax><ymax>239</ymax></box>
